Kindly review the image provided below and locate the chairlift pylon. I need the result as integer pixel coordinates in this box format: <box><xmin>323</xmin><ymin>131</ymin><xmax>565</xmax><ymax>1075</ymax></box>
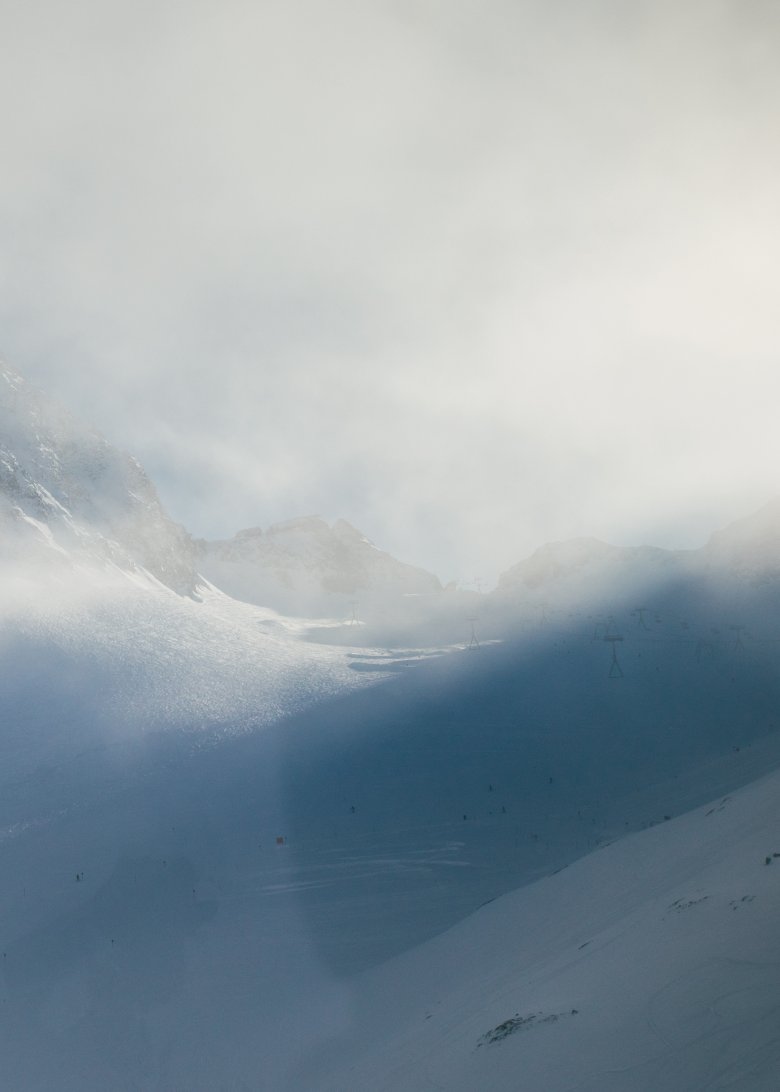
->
<box><xmin>603</xmin><ymin>634</ymin><xmax>624</xmax><ymax>678</ymax></box>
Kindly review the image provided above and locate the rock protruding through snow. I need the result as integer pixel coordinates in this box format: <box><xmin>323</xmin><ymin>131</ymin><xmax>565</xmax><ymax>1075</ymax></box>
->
<box><xmin>0</xmin><ymin>363</ymin><xmax>198</xmax><ymax>594</ymax></box>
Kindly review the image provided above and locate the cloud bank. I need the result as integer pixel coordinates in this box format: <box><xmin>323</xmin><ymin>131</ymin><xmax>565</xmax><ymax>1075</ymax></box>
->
<box><xmin>2</xmin><ymin>0</ymin><xmax>779</xmax><ymax>582</ymax></box>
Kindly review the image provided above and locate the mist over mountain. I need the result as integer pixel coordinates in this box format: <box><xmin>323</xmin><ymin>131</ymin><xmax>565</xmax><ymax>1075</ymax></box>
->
<box><xmin>198</xmin><ymin>515</ymin><xmax>441</xmax><ymax>618</ymax></box>
<box><xmin>5</xmin><ymin>0</ymin><xmax>780</xmax><ymax>1082</ymax></box>
<box><xmin>5</xmin><ymin>353</ymin><xmax>780</xmax><ymax>632</ymax></box>
<box><xmin>2</xmin><ymin>363</ymin><xmax>780</xmax><ymax>1089</ymax></box>
<box><xmin>494</xmin><ymin>498</ymin><xmax>780</xmax><ymax>630</ymax></box>
<box><xmin>0</xmin><ymin>363</ymin><xmax>198</xmax><ymax>595</ymax></box>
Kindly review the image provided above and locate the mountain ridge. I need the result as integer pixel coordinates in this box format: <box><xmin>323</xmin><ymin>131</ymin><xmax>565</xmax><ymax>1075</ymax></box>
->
<box><xmin>0</xmin><ymin>363</ymin><xmax>198</xmax><ymax>594</ymax></box>
<box><xmin>3</xmin><ymin>359</ymin><xmax>780</xmax><ymax>621</ymax></box>
<box><xmin>494</xmin><ymin>496</ymin><xmax>780</xmax><ymax>604</ymax></box>
<box><xmin>197</xmin><ymin>512</ymin><xmax>442</xmax><ymax>617</ymax></box>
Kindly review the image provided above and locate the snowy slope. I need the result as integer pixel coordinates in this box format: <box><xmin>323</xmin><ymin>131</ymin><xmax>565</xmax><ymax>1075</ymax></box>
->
<box><xmin>3</xmin><ymin>364</ymin><xmax>780</xmax><ymax>1089</ymax></box>
<box><xmin>0</xmin><ymin>363</ymin><xmax>197</xmax><ymax>593</ymax></box>
<box><xmin>199</xmin><ymin>515</ymin><xmax>442</xmax><ymax>618</ymax></box>
<box><xmin>0</xmin><ymin>564</ymin><xmax>389</xmax><ymax>840</ymax></box>
<box><xmin>314</xmin><ymin>766</ymin><xmax>780</xmax><ymax>1091</ymax></box>
<box><xmin>3</xmin><ymin>572</ymin><xmax>780</xmax><ymax>1088</ymax></box>
<box><xmin>0</xmin><ymin>561</ymin><xmax>400</xmax><ymax>1091</ymax></box>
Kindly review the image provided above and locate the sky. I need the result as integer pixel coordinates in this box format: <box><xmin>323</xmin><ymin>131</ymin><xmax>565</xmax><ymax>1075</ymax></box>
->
<box><xmin>1</xmin><ymin>0</ymin><xmax>780</xmax><ymax>586</ymax></box>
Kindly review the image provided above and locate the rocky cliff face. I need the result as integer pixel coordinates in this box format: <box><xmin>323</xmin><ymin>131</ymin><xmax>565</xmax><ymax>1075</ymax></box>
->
<box><xmin>0</xmin><ymin>364</ymin><xmax>198</xmax><ymax>594</ymax></box>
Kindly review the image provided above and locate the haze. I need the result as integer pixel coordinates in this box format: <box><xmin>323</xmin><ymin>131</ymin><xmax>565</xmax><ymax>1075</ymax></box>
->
<box><xmin>1</xmin><ymin>0</ymin><xmax>779</xmax><ymax>585</ymax></box>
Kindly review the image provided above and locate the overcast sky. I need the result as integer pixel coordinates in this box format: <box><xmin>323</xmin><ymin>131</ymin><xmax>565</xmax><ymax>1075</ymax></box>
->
<box><xmin>2</xmin><ymin>0</ymin><xmax>780</xmax><ymax>585</ymax></box>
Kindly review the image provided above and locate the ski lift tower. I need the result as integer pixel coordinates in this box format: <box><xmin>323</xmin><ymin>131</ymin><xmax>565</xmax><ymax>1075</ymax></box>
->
<box><xmin>603</xmin><ymin>633</ymin><xmax>624</xmax><ymax>678</ymax></box>
<box><xmin>632</xmin><ymin>607</ymin><xmax>650</xmax><ymax>630</ymax></box>
<box><xmin>348</xmin><ymin>601</ymin><xmax>360</xmax><ymax>626</ymax></box>
<box><xmin>730</xmin><ymin>624</ymin><xmax>746</xmax><ymax>652</ymax></box>
<box><xmin>467</xmin><ymin>615</ymin><xmax>480</xmax><ymax>650</ymax></box>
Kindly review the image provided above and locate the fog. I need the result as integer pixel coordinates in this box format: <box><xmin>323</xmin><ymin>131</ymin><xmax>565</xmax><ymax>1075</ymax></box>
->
<box><xmin>2</xmin><ymin>0</ymin><xmax>779</xmax><ymax>584</ymax></box>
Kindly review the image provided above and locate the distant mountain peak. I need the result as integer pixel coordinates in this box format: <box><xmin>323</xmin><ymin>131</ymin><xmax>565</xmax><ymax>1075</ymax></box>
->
<box><xmin>495</xmin><ymin>499</ymin><xmax>780</xmax><ymax>607</ymax></box>
<box><xmin>704</xmin><ymin>496</ymin><xmax>780</xmax><ymax>581</ymax></box>
<box><xmin>200</xmin><ymin>516</ymin><xmax>441</xmax><ymax>615</ymax></box>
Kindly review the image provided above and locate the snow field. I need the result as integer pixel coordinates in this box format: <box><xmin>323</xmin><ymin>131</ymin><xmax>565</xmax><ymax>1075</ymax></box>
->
<box><xmin>315</xmin><ymin>768</ymin><xmax>780</xmax><ymax>1091</ymax></box>
<box><xmin>2</xmin><ymin>561</ymin><xmax>780</xmax><ymax>1087</ymax></box>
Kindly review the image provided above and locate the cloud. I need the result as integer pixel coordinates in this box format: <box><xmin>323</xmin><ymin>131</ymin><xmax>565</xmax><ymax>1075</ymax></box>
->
<box><xmin>1</xmin><ymin>0</ymin><xmax>780</xmax><ymax>583</ymax></box>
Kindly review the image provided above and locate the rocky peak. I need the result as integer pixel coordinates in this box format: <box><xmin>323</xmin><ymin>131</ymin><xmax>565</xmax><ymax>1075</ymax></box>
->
<box><xmin>0</xmin><ymin>362</ymin><xmax>198</xmax><ymax>594</ymax></box>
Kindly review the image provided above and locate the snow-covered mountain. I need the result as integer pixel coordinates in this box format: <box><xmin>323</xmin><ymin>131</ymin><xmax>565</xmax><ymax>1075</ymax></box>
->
<box><xmin>0</xmin><ymin>366</ymin><xmax>403</xmax><ymax>1087</ymax></box>
<box><xmin>314</xmin><ymin>764</ymin><xmax>780</xmax><ymax>1091</ymax></box>
<box><xmin>494</xmin><ymin>498</ymin><xmax>780</xmax><ymax>616</ymax></box>
<box><xmin>3</xmin><ymin>362</ymin><xmax>780</xmax><ymax>1089</ymax></box>
<box><xmin>198</xmin><ymin>515</ymin><xmax>442</xmax><ymax>617</ymax></box>
<box><xmin>705</xmin><ymin>495</ymin><xmax>780</xmax><ymax>582</ymax></box>
<box><xmin>0</xmin><ymin>363</ymin><xmax>441</xmax><ymax>614</ymax></box>
<box><xmin>496</xmin><ymin>536</ymin><xmax>675</xmax><ymax>595</ymax></box>
<box><xmin>4</xmin><ymin>577</ymin><xmax>780</xmax><ymax>1089</ymax></box>
<box><xmin>0</xmin><ymin>363</ymin><xmax>197</xmax><ymax>594</ymax></box>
